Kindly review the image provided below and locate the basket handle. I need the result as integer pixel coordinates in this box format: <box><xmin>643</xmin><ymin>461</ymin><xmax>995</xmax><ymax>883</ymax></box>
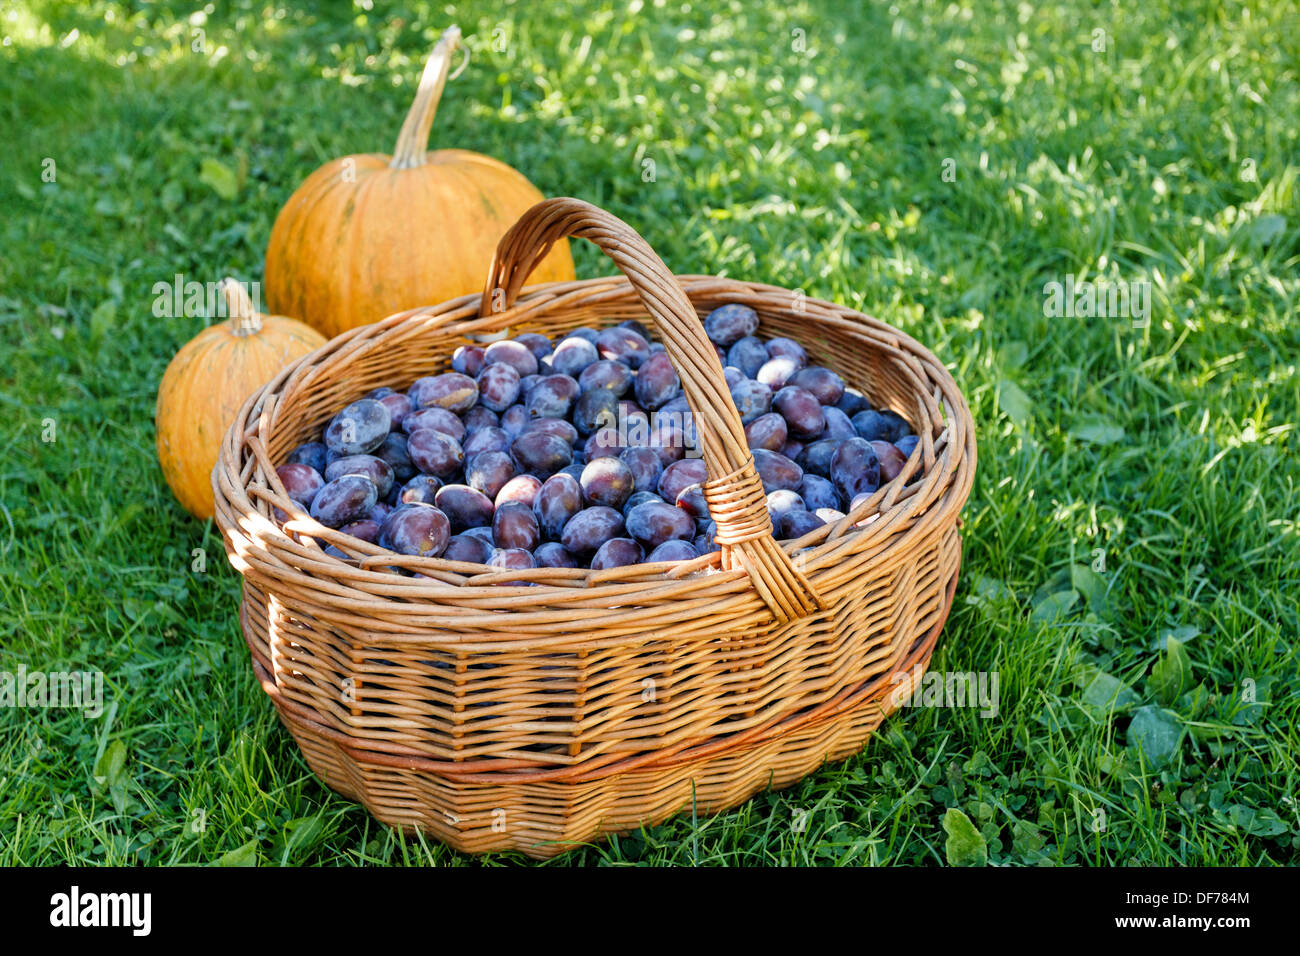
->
<box><xmin>480</xmin><ymin>197</ymin><xmax>824</xmax><ymax>623</ymax></box>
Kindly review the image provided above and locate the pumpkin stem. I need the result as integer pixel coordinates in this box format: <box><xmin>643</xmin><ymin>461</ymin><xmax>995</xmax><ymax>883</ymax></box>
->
<box><xmin>390</xmin><ymin>25</ymin><xmax>464</xmax><ymax>170</ymax></box>
<box><xmin>220</xmin><ymin>278</ymin><xmax>262</xmax><ymax>335</ymax></box>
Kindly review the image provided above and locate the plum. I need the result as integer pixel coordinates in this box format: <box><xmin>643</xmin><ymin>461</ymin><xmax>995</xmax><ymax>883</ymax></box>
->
<box><xmin>324</xmin><ymin>399</ymin><xmax>390</xmax><ymax>455</ymax></box>
<box><xmin>464</xmin><ymin>450</ymin><xmax>516</xmax><ymax>499</ymax></box>
<box><xmin>276</xmin><ymin>463</ymin><xmax>325</xmax><ymax>507</ymax></box>
<box><xmin>310</xmin><ymin>475</ymin><xmax>378</xmax><ymax>528</ymax></box>
<box><xmin>378</xmin><ymin>504</ymin><xmax>450</xmax><ymax>557</ymax></box>
<box><xmin>580</xmin><ymin>456</ymin><xmax>635</xmax><ymax>509</ymax></box>
<box><xmin>634</xmin><ymin>351</ymin><xmax>681</xmax><ymax>410</ymax></box>
<box><xmin>483</xmin><ymin>339</ymin><xmax>539</xmax><ymax>377</ymax></box>
<box><xmin>407</xmin><ymin>428</ymin><xmax>464</xmax><ymax>478</ymax></box>
<box><xmin>434</xmin><ymin>484</ymin><xmax>494</xmax><ymax>531</ymax></box>
<box><xmin>325</xmin><ymin>454</ymin><xmax>395</xmax><ymax>499</ymax></box>
<box><xmin>772</xmin><ymin>386</ymin><xmax>824</xmax><ymax>440</ymax></box>
<box><xmin>560</xmin><ymin>506</ymin><xmax>626</xmax><ymax>555</ymax></box>
<box><xmin>625</xmin><ymin>500</ymin><xmax>694</xmax><ymax>549</ymax></box>
<box><xmin>703</xmin><ymin>303</ymin><xmax>760</xmax><ymax>347</ymax></box>
<box><xmin>787</xmin><ymin>366</ymin><xmax>845</xmax><ymax>405</ymax></box>
<box><xmin>492</xmin><ymin>500</ymin><xmax>540</xmax><ymax>551</ymax></box>
<box><xmin>830</xmin><ymin>437</ymin><xmax>882</xmax><ymax>503</ymax></box>
<box><xmin>534</xmin><ymin>473</ymin><xmax>583</xmax><ymax>540</ymax></box>
<box><xmin>590</xmin><ymin>537</ymin><xmax>645</xmax><ymax>570</ymax></box>
<box><xmin>402</xmin><ymin>406</ymin><xmax>465</xmax><ymax>442</ymax></box>
<box><xmin>408</xmin><ymin>373</ymin><xmax>478</xmax><ymax>414</ymax></box>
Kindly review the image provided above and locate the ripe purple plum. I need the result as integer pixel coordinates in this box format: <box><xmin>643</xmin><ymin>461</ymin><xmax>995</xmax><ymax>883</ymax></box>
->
<box><xmin>729</xmin><ymin>379</ymin><xmax>772</xmax><ymax>425</ymax></box>
<box><xmin>407</xmin><ymin>428</ymin><xmax>464</xmax><ymax>478</ymax></box>
<box><xmin>475</xmin><ymin>362</ymin><xmax>522</xmax><ymax>412</ymax></box>
<box><xmin>398</xmin><ymin>474</ymin><xmax>442</xmax><ymax>505</ymax></box>
<box><xmin>510</xmin><ymin>430</ymin><xmax>573</xmax><ymax>478</ymax></box>
<box><xmin>573</xmin><ymin>387</ymin><xmax>620</xmax><ymax>435</ymax></box>
<box><xmin>434</xmin><ymin>484</ymin><xmax>495</xmax><ymax>531</ymax></box>
<box><xmin>495</xmin><ymin>474</ymin><xmax>542</xmax><ymax>509</ymax></box>
<box><xmin>766</xmin><ymin>337</ymin><xmax>807</xmax><ymax>364</ymax></box>
<box><xmin>852</xmin><ymin>409</ymin><xmax>906</xmax><ymax>443</ymax></box>
<box><xmin>745</xmin><ymin>412</ymin><xmax>788</xmax><ymax>451</ymax></box>
<box><xmin>534</xmin><ymin>541</ymin><xmax>578</xmax><ymax>568</ymax></box>
<box><xmin>465</xmin><ymin>450</ymin><xmax>517</xmax><ymax>499</ymax></box>
<box><xmin>646</xmin><ymin>539</ymin><xmax>698</xmax><ymax>563</ymax></box>
<box><xmin>522</xmin><ymin>417</ymin><xmax>579</xmax><ymax>446</ymax></box>
<box><xmin>787</xmin><ymin>366</ymin><xmax>845</xmax><ymax>405</ymax></box>
<box><xmin>703</xmin><ymin>303</ymin><xmax>759</xmax><ymax>348</ymax></box>
<box><xmin>514</xmin><ymin>333</ymin><xmax>554</xmax><ymax>363</ymax></box>
<box><xmin>777</xmin><ymin>509</ymin><xmax>826</xmax><ymax>539</ymax></box>
<box><xmin>324</xmin><ymin>399</ymin><xmax>390</xmax><ymax>455</ymax></box>
<box><xmin>451</xmin><ymin>345</ymin><xmax>485</xmax><ymax>377</ymax></box>
<box><xmin>487</xmin><ymin>547</ymin><xmax>536</xmax><ymax>583</ymax></box>
<box><xmin>658</xmin><ymin>458</ymin><xmax>708</xmax><ymax>504</ymax></box>
<box><xmin>484</xmin><ymin>339</ymin><xmax>539</xmax><ymax>377</ymax></box>
<box><xmin>534</xmin><ymin>473</ymin><xmax>584</xmax><ymax>540</ymax></box>
<box><xmin>462</xmin><ymin>406</ymin><xmax>500</xmax><ymax>433</ymax></box>
<box><xmin>579</xmin><ymin>359</ymin><xmax>634</xmax><ymax>396</ymax></box>
<box><xmin>820</xmin><ymin>406</ymin><xmax>857</xmax><ymax>441</ymax></box>
<box><xmin>325</xmin><ymin>454</ymin><xmax>395</xmax><ymax>499</ymax></box>
<box><xmin>751</xmin><ymin>448</ymin><xmax>803</xmax><ymax>493</ymax></box>
<box><xmin>836</xmin><ymin>389</ymin><xmax>870</xmax><ymax>416</ymax></box>
<box><xmin>727</xmin><ymin>336</ymin><xmax>768</xmax><ymax>378</ymax></box>
<box><xmin>492</xmin><ymin>501</ymin><xmax>541</xmax><ymax>551</ymax></box>
<box><xmin>374</xmin><ymin>433</ymin><xmax>416</xmax><ymax>483</ymax></box>
<box><xmin>625</xmin><ymin>500</ymin><xmax>694</xmax><ymax>549</ymax></box>
<box><xmin>596</xmin><ymin>326</ymin><xmax>651</xmax><ymax>368</ymax></box>
<box><xmin>634</xmin><ymin>351</ymin><xmax>681</xmax><ymax>411</ymax></box>
<box><xmin>583</xmin><ymin>428</ymin><xmax>623</xmax><ymax>461</ymax></box>
<box><xmin>830</xmin><ymin>438</ymin><xmax>882</xmax><ymax>504</ymax></box>
<box><xmin>287</xmin><ymin>442</ymin><xmax>329</xmax><ymax>474</ymax></box>
<box><xmin>376</xmin><ymin>391</ymin><xmax>414</xmax><ymax>429</ymax></box>
<box><xmin>580</xmin><ymin>456</ymin><xmax>635</xmax><ymax>509</ymax></box>
<box><xmin>870</xmin><ymin>440</ymin><xmax>908</xmax><ymax>482</ymax></box>
<box><xmin>500</xmin><ymin>404</ymin><xmax>528</xmax><ymax>439</ymax></box>
<box><xmin>772</xmin><ymin>386</ymin><xmax>824</xmax><ymax>440</ymax></box>
<box><xmin>549</xmin><ymin>336</ymin><xmax>600</xmax><ymax>377</ymax></box>
<box><xmin>408</xmin><ymin>372</ymin><xmax>478</xmax><ymax>414</ymax></box>
<box><xmin>798</xmin><ymin>474</ymin><xmax>840</xmax><ymax>511</ymax></box>
<box><xmin>310</xmin><ymin>475</ymin><xmax>378</xmax><ymax>528</ymax></box>
<box><xmin>276</xmin><ymin>463</ymin><xmax>325</xmax><ymax>507</ymax></box>
<box><xmin>443</xmin><ymin>533</ymin><xmax>494</xmax><ymax>564</ymax></box>
<box><xmin>339</xmin><ymin>518</ymin><xmax>380</xmax><ymax>544</ymax></box>
<box><xmin>800</xmin><ymin>439</ymin><xmax>843</xmax><ymax>478</ymax></box>
<box><xmin>560</xmin><ymin>506</ymin><xmax>626</xmax><ymax>555</ymax></box>
<box><xmin>402</xmin><ymin>406</ymin><xmax>465</xmax><ymax>442</ymax></box>
<box><xmin>525</xmin><ymin>374</ymin><xmax>581</xmax><ymax>420</ymax></box>
<box><xmin>591</xmin><ymin>537</ymin><xmax>645</xmax><ymax>570</ymax></box>
<box><xmin>619</xmin><ymin>446</ymin><xmax>663</xmax><ymax>493</ymax></box>
<box><xmin>462</xmin><ymin>425</ymin><xmax>511</xmax><ymax>459</ymax></box>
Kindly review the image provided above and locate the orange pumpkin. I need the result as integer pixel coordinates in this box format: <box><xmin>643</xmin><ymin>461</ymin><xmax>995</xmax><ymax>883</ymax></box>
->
<box><xmin>156</xmin><ymin>279</ymin><xmax>326</xmax><ymax>519</ymax></box>
<box><xmin>264</xmin><ymin>25</ymin><xmax>575</xmax><ymax>339</ymax></box>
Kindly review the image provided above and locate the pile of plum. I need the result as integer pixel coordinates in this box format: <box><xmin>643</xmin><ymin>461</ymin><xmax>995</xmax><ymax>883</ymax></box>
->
<box><xmin>274</xmin><ymin>304</ymin><xmax>918</xmax><ymax>574</ymax></box>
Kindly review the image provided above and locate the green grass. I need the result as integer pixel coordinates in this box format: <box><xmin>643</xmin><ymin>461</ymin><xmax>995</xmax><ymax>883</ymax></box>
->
<box><xmin>2</xmin><ymin>0</ymin><xmax>1297</xmax><ymax>866</ymax></box>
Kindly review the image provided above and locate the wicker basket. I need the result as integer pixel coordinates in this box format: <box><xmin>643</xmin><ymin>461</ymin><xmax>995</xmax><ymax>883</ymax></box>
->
<box><xmin>214</xmin><ymin>198</ymin><xmax>976</xmax><ymax>858</ymax></box>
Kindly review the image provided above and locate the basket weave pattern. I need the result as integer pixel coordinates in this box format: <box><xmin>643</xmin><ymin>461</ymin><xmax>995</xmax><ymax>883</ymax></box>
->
<box><xmin>214</xmin><ymin>199</ymin><xmax>976</xmax><ymax>857</ymax></box>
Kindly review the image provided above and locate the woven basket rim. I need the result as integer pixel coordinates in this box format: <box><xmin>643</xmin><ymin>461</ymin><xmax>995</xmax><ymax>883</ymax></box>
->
<box><xmin>213</xmin><ymin>275</ymin><xmax>975</xmax><ymax>614</ymax></box>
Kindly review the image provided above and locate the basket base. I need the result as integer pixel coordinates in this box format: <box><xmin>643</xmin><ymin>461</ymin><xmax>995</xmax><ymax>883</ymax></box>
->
<box><xmin>263</xmin><ymin>563</ymin><xmax>957</xmax><ymax>859</ymax></box>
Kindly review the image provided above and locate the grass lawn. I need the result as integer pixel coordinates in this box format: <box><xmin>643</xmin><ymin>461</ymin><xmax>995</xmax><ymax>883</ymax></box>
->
<box><xmin>1</xmin><ymin>0</ymin><xmax>1297</xmax><ymax>866</ymax></box>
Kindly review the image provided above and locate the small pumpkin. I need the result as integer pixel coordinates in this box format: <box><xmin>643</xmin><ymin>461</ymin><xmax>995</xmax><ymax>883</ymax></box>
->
<box><xmin>264</xmin><ymin>25</ymin><xmax>575</xmax><ymax>339</ymax></box>
<box><xmin>156</xmin><ymin>279</ymin><xmax>326</xmax><ymax>519</ymax></box>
